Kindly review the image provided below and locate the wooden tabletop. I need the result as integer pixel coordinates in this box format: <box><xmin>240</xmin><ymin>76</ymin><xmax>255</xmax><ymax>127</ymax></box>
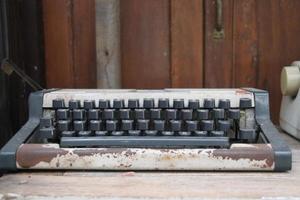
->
<box><xmin>0</xmin><ymin>132</ymin><xmax>299</xmax><ymax>200</ymax></box>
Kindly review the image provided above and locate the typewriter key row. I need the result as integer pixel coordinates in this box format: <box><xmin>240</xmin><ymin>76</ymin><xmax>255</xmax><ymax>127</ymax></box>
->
<box><xmin>52</xmin><ymin>98</ymin><xmax>252</xmax><ymax>109</ymax></box>
<box><xmin>55</xmin><ymin>108</ymin><xmax>241</xmax><ymax>121</ymax></box>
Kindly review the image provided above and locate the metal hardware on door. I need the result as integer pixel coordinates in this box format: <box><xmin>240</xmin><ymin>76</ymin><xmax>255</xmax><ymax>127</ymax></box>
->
<box><xmin>213</xmin><ymin>0</ymin><xmax>225</xmax><ymax>40</ymax></box>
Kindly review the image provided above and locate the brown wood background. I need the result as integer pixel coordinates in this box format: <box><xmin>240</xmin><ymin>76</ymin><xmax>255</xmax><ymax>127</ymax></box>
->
<box><xmin>43</xmin><ymin>0</ymin><xmax>96</xmax><ymax>88</ymax></box>
<box><xmin>43</xmin><ymin>0</ymin><xmax>300</xmax><ymax>123</ymax></box>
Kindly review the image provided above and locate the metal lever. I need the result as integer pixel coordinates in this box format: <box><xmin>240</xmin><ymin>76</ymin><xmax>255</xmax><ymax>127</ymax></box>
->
<box><xmin>1</xmin><ymin>58</ymin><xmax>43</xmax><ymax>91</ymax></box>
<box><xmin>213</xmin><ymin>0</ymin><xmax>225</xmax><ymax>40</ymax></box>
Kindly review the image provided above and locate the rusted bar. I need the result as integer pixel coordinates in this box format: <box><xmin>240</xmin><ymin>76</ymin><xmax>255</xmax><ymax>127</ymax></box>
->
<box><xmin>16</xmin><ymin>144</ymin><xmax>274</xmax><ymax>171</ymax></box>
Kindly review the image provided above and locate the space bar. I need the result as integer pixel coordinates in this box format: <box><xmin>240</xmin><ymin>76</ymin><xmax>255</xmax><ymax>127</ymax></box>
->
<box><xmin>60</xmin><ymin>136</ymin><xmax>230</xmax><ymax>148</ymax></box>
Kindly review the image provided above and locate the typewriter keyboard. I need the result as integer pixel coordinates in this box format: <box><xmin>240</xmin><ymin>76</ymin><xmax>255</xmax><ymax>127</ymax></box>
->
<box><xmin>39</xmin><ymin>94</ymin><xmax>258</xmax><ymax>148</ymax></box>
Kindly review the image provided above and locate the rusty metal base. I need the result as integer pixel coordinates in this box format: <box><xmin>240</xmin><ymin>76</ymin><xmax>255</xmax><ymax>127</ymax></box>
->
<box><xmin>16</xmin><ymin>143</ymin><xmax>274</xmax><ymax>171</ymax></box>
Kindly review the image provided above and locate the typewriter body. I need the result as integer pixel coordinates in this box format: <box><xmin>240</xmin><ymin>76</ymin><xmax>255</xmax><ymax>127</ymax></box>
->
<box><xmin>0</xmin><ymin>88</ymin><xmax>291</xmax><ymax>171</ymax></box>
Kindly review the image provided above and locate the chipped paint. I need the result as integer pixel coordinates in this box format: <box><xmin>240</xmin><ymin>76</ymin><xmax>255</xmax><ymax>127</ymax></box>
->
<box><xmin>16</xmin><ymin>144</ymin><xmax>274</xmax><ymax>171</ymax></box>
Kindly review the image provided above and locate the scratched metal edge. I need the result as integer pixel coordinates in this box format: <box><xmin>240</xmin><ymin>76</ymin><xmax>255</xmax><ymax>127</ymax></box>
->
<box><xmin>15</xmin><ymin>144</ymin><xmax>274</xmax><ymax>171</ymax></box>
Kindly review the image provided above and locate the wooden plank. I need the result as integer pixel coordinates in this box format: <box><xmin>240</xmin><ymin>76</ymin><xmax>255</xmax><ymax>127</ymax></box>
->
<box><xmin>95</xmin><ymin>0</ymin><xmax>121</xmax><ymax>88</ymax></box>
<box><xmin>73</xmin><ymin>0</ymin><xmax>96</xmax><ymax>88</ymax></box>
<box><xmin>170</xmin><ymin>0</ymin><xmax>203</xmax><ymax>88</ymax></box>
<box><xmin>120</xmin><ymin>0</ymin><xmax>170</xmax><ymax>89</ymax></box>
<box><xmin>256</xmin><ymin>0</ymin><xmax>300</xmax><ymax>122</ymax></box>
<box><xmin>0</xmin><ymin>133</ymin><xmax>299</xmax><ymax>199</ymax></box>
<box><xmin>43</xmin><ymin>0</ymin><xmax>74</xmax><ymax>88</ymax></box>
<box><xmin>204</xmin><ymin>0</ymin><xmax>234</xmax><ymax>88</ymax></box>
<box><xmin>43</xmin><ymin>0</ymin><xmax>96</xmax><ymax>88</ymax></box>
<box><xmin>233</xmin><ymin>0</ymin><xmax>258</xmax><ymax>87</ymax></box>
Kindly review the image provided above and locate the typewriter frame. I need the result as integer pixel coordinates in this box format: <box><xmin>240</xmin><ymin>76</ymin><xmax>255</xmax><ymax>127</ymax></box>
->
<box><xmin>0</xmin><ymin>88</ymin><xmax>292</xmax><ymax>172</ymax></box>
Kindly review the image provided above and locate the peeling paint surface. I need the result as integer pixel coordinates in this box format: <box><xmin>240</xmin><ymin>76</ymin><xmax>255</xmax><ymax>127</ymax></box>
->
<box><xmin>16</xmin><ymin>144</ymin><xmax>274</xmax><ymax>171</ymax></box>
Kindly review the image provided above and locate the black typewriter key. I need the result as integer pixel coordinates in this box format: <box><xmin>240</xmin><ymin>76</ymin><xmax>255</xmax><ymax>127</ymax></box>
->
<box><xmin>134</xmin><ymin>109</ymin><xmax>145</xmax><ymax>119</ymax></box>
<box><xmin>239</xmin><ymin>98</ymin><xmax>252</xmax><ymax>108</ymax></box>
<box><xmin>145</xmin><ymin>130</ymin><xmax>157</xmax><ymax>136</ymax></box>
<box><xmin>212</xmin><ymin>109</ymin><xmax>225</xmax><ymax>119</ymax></box>
<box><xmin>74</xmin><ymin>120</ymin><xmax>86</xmax><ymax>131</ymax></box>
<box><xmin>162</xmin><ymin>131</ymin><xmax>174</xmax><ymax>136</ymax></box>
<box><xmin>143</xmin><ymin>98</ymin><xmax>154</xmax><ymax>109</ymax></box>
<box><xmin>158</xmin><ymin>98</ymin><xmax>169</xmax><ymax>108</ymax></box>
<box><xmin>188</xmin><ymin>99</ymin><xmax>199</xmax><ymax>109</ymax></box>
<box><xmin>99</xmin><ymin>99</ymin><xmax>110</xmax><ymax>109</ymax></box>
<box><xmin>121</xmin><ymin>120</ymin><xmax>133</xmax><ymax>130</ymax></box>
<box><xmin>95</xmin><ymin>131</ymin><xmax>108</xmax><ymax>136</ymax></box>
<box><xmin>166</xmin><ymin>109</ymin><xmax>177</xmax><ymax>120</ymax></box>
<box><xmin>78</xmin><ymin>131</ymin><xmax>92</xmax><ymax>137</ymax></box>
<box><xmin>111</xmin><ymin>131</ymin><xmax>124</xmax><ymax>136</ymax></box>
<box><xmin>128</xmin><ymin>99</ymin><xmax>139</xmax><ymax>108</ymax></box>
<box><xmin>211</xmin><ymin>131</ymin><xmax>225</xmax><ymax>137</ymax></box>
<box><xmin>173</xmin><ymin>99</ymin><xmax>184</xmax><ymax>109</ymax></box>
<box><xmin>181</xmin><ymin>109</ymin><xmax>193</xmax><ymax>120</ymax></box>
<box><xmin>186</xmin><ymin>120</ymin><xmax>198</xmax><ymax>131</ymax></box>
<box><xmin>217</xmin><ymin>120</ymin><xmax>230</xmax><ymax>131</ymax></box>
<box><xmin>203</xmin><ymin>98</ymin><xmax>215</xmax><ymax>109</ymax></box>
<box><xmin>154</xmin><ymin>120</ymin><xmax>165</xmax><ymax>131</ymax></box>
<box><xmin>89</xmin><ymin>120</ymin><xmax>102</xmax><ymax>131</ymax></box>
<box><xmin>53</xmin><ymin>98</ymin><xmax>65</xmax><ymax>109</ymax></box>
<box><xmin>73</xmin><ymin>109</ymin><xmax>86</xmax><ymax>120</ymax></box>
<box><xmin>69</xmin><ymin>99</ymin><xmax>81</xmax><ymax>109</ymax></box>
<box><xmin>137</xmin><ymin>119</ymin><xmax>149</xmax><ymax>130</ymax></box>
<box><xmin>40</xmin><ymin>117</ymin><xmax>53</xmax><ymax>128</ymax></box>
<box><xmin>150</xmin><ymin>109</ymin><xmax>161</xmax><ymax>119</ymax></box>
<box><xmin>57</xmin><ymin>120</ymin><xmax>70</xmax><ymax>131</ymax></box>
<box><xmin>40</xmin><ymin>127</ymin><xmax>55</xmax><ymax>139</ymax></box>
<box><xmin>61</xmin><ymin>131</ymin><xmax>75</xmax><ymax>137</ymax></box>
<box><xmin>103</xmin><ymin>109</ymin><xmax>115</xmax><ymax>120</ymax></box>
<box><xmin>197</xmin><ymin>109</ymin><xmax>209</xmax><ymax>120</ymax></box>
<box><xmin>194</xmin><ymin>131</ymin><xmax>208</xmax><ymax>136</ymax></box>
<box><xmin>228</xmin><ymin>109</ymin><xmax>240</xmax><ymax>119</ymax></box>
<box><xmin>218</xmin><ymin>99</ymin><xmax>230</xmax><ymax>109</ymax></box>
<box><xmin>106</xmin><ymin>120</ymin><xmax>118</xmax><ymax>131</ymax></box>
<box><xmin>200</xmin><ymin>120</ymin><xmax>214</xmax><ymax>131</ymax></box>
<box><xmin>88</xmin><ymin>109</ymin><xmax>100</xmax><ymax>120</ymax></box>
<box><xmin>119</xmin><ymin>109</ymin><xmax>130</xmax><ymax>119</ymax></box>
<box><xmin>113</xmin><ymin>99</ymin><xmax>124</xmax><ymax>109</ymax></box>
<box><xmin>238</xmin><ymin>128</ymin><xmax>257</xmax><ymax>142</ymax></box>
<box><xmin>170</xmin><ymin>120</ymin><xmax>182</xmax><ymax>131</ymax></box>
<box><xmin>84</xmin><ymin>100</ymin><xmax>95</xmax><ymax>110</ymax></box>
<box><xmin>128</xmin><ymin>130</ymin><xmax>141</xmax><ymax>136</ymax></box>
<box><xmin>178</xmin><ymin>131</ymin><xmax>191</xmax><ymax>136</ymax></box>
<box><xmin>57</xmin><ymin>109</ymin><xmax>70</xmax><ymax>120</ymax></box>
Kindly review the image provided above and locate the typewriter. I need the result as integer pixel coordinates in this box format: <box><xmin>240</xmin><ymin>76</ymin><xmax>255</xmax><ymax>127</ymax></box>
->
<box><xmin>0</xmin><ymin>88</ymin><xmax>292</xmax><ymax>171</ymax></box>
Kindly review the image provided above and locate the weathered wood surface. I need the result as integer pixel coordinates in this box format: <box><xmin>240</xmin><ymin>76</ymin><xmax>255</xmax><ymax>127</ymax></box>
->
<box><xmin>0</xmin><ymin>132</ymin><xmax>299</xmax><ymax>199</ymax></box>
<box><xmin>96</xmin><ymin>0</ymin><xmax>121</xmax><ymax>88</ymax></box>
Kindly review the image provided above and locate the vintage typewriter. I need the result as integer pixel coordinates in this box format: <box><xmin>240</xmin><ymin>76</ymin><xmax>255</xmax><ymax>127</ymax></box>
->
<box><xmin>0</xmin><ymin>88</ymin><xmax>292</xmax><ymax>171</ymax></box>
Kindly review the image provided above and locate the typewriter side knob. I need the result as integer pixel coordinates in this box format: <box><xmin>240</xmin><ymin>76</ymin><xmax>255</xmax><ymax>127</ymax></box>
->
<box><xmin>280</xmin><ymin>65</ymin><xmax>300</xmax><ymax>96</ymax></box>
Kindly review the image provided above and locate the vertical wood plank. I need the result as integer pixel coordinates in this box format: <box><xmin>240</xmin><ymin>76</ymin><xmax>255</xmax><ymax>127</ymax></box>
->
<box><xmin>121</xmin><ymin>0</ymin><xmax>170</xmax><ymax>89</ymax></box>
<box><xmin>43</xmin><ymin>0</ymin><xmax>96</xmax><ymax>88</ymax></box>
<box><xmin>256</xmin><ymin>0</ymin><xmax>300</xmax><ymax>122</ymax></box>
<box><xmin>73</xmin><ymin>0</ymin><xmax>96</xmax><ymax>88</ymax></box>
<box><xmin>43</xmin><ymin>0</ymin><xmax>74</xmax><ymax>87</ymax></box>
<box><xmin>96</xmin><ymin>0</ymin><xmax>121</xmax><ymax>88</ymax></box>
<box><xmin>233</xmin><ymin>0</ymin><xmax>258</xmax><ymax>87</ymax></box>
<box><xmin>170</xmin><ymin>0</ymin><xmax>203</xmax><ymax>88</ymax></box>
<box><xmin>204</xmin><ymin>0</ymin><xmax>234</xmax><ymax>88</ymax></box>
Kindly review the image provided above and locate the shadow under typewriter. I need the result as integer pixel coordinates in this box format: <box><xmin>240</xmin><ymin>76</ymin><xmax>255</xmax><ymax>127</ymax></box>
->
<box><xmin>0</xmin><ymin>88</ymin><xmax>292</xmax><ymax>172</ymax></box>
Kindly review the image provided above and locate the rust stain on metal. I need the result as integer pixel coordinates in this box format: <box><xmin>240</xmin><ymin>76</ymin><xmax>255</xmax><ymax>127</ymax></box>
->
<box><xmin>212</xmin><ymin>144</ymin><xmax>274</xmax><ymax>168</ymax></box>
<box><xmin>16</xmin><ymin>143</ymin><xmax>275</xmax><ymax>170</ymax></box>
<box><xmin>16</xmin><ymin>144</ymin><xmax>68</xmax><ymax>168</ymax></box>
